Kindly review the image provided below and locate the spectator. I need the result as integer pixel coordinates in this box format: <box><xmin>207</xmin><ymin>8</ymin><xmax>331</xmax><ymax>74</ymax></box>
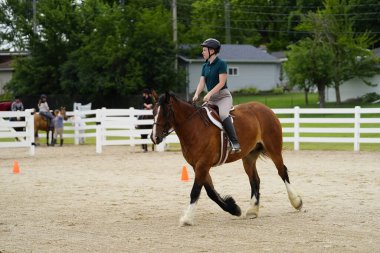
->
<box><xmin>52</xmin><ymin>109</ymin><xmax>64</xmax><ymax>146</ymax></box>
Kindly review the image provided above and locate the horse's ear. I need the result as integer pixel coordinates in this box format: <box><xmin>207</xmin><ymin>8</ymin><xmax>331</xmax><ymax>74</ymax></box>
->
<box><xmin>165</xmin><ymin>91</ymin><xmax>171</xmax><ymax>103</ymax></box>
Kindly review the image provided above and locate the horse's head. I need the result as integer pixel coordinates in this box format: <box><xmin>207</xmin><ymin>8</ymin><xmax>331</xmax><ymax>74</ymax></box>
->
<box><xmin>150</xmin><ymin>91</ymin><xmax>176</xmax><ymax>145</ymax></box>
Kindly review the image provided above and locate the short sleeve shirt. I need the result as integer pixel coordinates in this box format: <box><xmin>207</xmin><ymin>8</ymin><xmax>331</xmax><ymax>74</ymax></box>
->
<box><xmin>201</xmin><ymin>57</ymin><xmax>228</xmax><ymax>91</ymax></box>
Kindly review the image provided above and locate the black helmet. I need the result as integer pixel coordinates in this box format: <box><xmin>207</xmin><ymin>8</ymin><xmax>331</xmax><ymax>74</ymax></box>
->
<box><xmin>40</xmin><ymin>94</ymin><xmax>47</xmax><ymax>99</ymax></box>
<box><xmin>201</xmin><ymin>38</ymin><xmax>221</xmax><ymax>53</ymax></box>
<box><xmin>142</xmin><ymin>88</ymin><xmax>150</xmax><ymax>94</ymax></box>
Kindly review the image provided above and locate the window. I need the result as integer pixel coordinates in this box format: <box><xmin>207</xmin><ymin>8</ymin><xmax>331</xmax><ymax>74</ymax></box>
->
<box><xmin>228</xmin><ymin>67</ymin><xmax>239</xmax><ymax>76</ymax></box>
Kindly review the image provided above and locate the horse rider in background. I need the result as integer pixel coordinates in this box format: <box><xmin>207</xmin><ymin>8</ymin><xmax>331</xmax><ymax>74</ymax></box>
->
<box><xmin>38</xmin><ymin>94</ymin><xmax>54</xmax><ymax>130</ymax></box>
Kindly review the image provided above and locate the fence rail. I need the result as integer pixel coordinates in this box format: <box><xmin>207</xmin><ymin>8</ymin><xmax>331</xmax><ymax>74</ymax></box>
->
<box><xmin>0</xmin><ymin>109</ymin><xmax>35</xmax><ymax>155</ymax></box>
<box><xmin>1</xmin><ymin>106</ymin><xmax>379</xmax><ymax>155</ymax></box>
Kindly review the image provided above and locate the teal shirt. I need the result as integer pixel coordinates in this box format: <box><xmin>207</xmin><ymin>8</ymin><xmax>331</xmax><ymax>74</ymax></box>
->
<box><xmin>201</xmin><ymin>57</ymin><xmax>228</xmax><ymax>91</ymax></box>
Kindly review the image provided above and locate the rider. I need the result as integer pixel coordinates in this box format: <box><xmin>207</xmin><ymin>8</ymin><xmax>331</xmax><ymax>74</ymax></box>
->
<box><xmin>192</xmin><ymin>38</ymin><xmax>241</xmax><ymax>153</ymax></box>
<box><xmin>38</xmin><ymin>94</ymin><xmax>54</xmax><ymax>130</ymax></box>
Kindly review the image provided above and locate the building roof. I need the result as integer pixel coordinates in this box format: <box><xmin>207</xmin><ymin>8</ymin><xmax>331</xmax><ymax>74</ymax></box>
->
<box><xmin>179</xmin><ymin>44</ymin><xmax>280</xmax><ymax>63</ymax></box>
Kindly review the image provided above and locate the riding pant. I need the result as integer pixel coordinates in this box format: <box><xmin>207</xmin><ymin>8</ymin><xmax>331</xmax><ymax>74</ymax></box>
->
<box><xmin>208</xmin><ymin>88</ymin><xmax>233</xmax><ymax>121</ymax></box>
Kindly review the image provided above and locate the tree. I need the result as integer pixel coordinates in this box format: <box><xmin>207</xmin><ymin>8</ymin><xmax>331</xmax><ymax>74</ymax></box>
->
<box><xmin>284</xmin><ymin>37</ymin><xmax>335</xmax><ymax>107</ymax></box>
<box><xmin>296</xmin><ymin>0</ymin><xmax>380</xmax><ymax>104</ymax></box>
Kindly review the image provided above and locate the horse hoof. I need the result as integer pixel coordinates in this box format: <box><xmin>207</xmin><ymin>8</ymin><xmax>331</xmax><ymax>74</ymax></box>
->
<box><xmin>245</xmin><ymin>206</ymin><xmax>259</xmax><ymax>219</ymax></box>
<box><xmin>179</xmin><ymin>216</ymin><xmax>193</xmax><ymax>226</ymax></box>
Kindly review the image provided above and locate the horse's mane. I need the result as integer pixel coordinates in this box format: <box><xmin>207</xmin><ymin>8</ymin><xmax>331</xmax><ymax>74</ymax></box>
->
<box><xmin>158</xmin><ymin>91</ymin><xmax>200</xmax><ymax>109</ymax></box>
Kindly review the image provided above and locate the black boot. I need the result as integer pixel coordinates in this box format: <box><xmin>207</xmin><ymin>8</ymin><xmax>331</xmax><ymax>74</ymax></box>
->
<box><xmin>222</xmin><ymin>116</ymin><xmax>241</xmax><ymax>154</ymax></box>
<box><xmin>60</xmin><ymin>139</ymin><xmax>64</xmax><ymax>147</ymax></box>
<box><xmin>51</xmin><ymin>139</ymin><xmax>56</xmax><ymax>146</ymax></box>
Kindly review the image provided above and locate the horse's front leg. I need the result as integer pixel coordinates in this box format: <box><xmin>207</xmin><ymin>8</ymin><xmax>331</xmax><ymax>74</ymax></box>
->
<box><xmin>46</xmin><ymin>130</ymin><xmax>50</xmax><ymax>146</ymax></box>
<box><xmin>179</xmin><ymin>180</ymin><xmax>203</xmax><ymax>226</ymax></box>
<box><xmin>203</xmin><ymin>173</ymin><xmax>241</xmax><ymax>216</ymax></box>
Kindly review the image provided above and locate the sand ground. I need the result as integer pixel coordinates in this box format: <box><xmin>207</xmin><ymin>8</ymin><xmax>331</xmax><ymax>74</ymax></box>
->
<box><xmin>0</xmin><ymin>145</ymin><xmax>379</xmax><ymax>253</ymax></box>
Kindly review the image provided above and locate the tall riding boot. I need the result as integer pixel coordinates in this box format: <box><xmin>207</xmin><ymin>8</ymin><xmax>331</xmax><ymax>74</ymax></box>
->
<box><xmin>60</xmin><ymin>139</ymin><xmax>64</xmax><ymax>147</ymax></box>
<box><xmin>222</xmin><ymin>116</ymin><xmax>241</xmax><ymax>154</ymax></box>
<box><xmin>51</xmin><ymin>139</ymin><xmax>56</xmax><ymax>146</ymax></box>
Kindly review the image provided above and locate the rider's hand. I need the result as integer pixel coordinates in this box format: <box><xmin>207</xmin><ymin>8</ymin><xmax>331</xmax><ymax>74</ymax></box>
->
<box><xmin>192</xmin><ymin>94</ymin><xmax>198</xmax><ymax>102</ymax></box>
<box><xmin>203</xmin><ymin>93</ymin><xmax>211</xmax><ymax>102</ymax></box>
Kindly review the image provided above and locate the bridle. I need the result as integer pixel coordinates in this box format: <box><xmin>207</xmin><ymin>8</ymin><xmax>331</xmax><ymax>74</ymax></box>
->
<box><xmin>153</xmin><ymin>97</ymin><xmax>205</xmax><ymax>140</ymax></box>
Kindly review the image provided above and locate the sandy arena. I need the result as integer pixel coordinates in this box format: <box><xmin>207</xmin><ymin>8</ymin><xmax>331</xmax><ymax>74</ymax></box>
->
<box><xmin>0</xmin><ymin>145</ymin><xmax>379</xmax><ymax>252</ymax></box>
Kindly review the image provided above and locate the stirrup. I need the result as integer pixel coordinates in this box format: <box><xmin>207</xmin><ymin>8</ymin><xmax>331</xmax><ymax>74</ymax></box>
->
<box><xmin>229</xmin><ymin>142</ymin><xmax>241</xmax><ymax>154</ymax></box>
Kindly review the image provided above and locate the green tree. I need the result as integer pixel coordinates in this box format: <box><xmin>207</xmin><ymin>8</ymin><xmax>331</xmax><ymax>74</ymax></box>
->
<box><xmin>297</xmin><ymin>0</ymin><xmax>380</xmax><ymax>104</ymax></box>
<box><xmin>284</xmin><ymin>37</ymin><xmax>335</xmax><ymax>107</ymax></box>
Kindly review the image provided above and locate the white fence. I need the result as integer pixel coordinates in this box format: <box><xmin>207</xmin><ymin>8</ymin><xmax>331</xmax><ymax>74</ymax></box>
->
<box><xmin>0</xmin><ymin>109</ymin><xmax>35</xmax><ymax>155</ymax></box>
<box><xmin>2</xmin><ymin>106</ymin><xmax>379</xmax><ymax>155</ymax></box>
<box><xmin>273</xmin><ymin>106</ymin><xmax>380</xmax><ymax>151</ymax></box>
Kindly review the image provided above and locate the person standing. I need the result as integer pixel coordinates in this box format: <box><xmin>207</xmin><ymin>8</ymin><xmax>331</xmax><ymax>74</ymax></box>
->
<box><xmin>52</xmin><ymin>109</ymin><xmax>64</xmax><ymax>146</ymax></box>
<box><xmin>11</xmin><ymin>95</ymin><xmax>24</xmax><ymax>112</ymax></box>
<box><xmin>140</xmin><ymin>88</ymin><xmax>154</xmax><ymax>152</ymax></box>
<box><xmin>10</xmin><ymin>95</ymin><xmax>25</xmax><ymax>133</ymax></box>
<box><xmin>192</xmin><ymin>38</ymin><xmax>241</xmax><ymax>153</ymax></box>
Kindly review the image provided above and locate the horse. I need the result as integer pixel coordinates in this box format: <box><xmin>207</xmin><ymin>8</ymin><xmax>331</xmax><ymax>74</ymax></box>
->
<box><xmin>150</xmin><ymin>91</ymin><xmax>303</xmax><ymax>226</ymax></box>
<box><xmin>34</xmin><ymin>107</ymin><xmax>66</xmax><ymax>146</ymax></box>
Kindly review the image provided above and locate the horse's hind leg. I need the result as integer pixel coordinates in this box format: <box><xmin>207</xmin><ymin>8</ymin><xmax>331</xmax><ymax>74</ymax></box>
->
<box><xmin>242</xmin><ymin>149</ymin><xmax>261</xmax><ymax>218</ymax></box>
<box><xmin>265</xmin><ymin>143</ymin><xmax>303</xmax><ymax>210</ymax></box>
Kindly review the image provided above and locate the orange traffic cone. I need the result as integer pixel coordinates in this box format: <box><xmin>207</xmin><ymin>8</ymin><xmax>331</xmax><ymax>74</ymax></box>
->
<box><xmin>13</xmin><ymin>160</ymin><xmax>20</xmax><ymax>174</ymax></box>
<box><xmin>181</xmin><ymin>165</ymin><xmax>189</xmax><ymax>182</ymax></box>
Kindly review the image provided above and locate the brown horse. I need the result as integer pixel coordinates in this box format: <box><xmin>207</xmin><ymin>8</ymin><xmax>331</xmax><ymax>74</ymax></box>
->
<box><xmin>151</xmin><ymin>92</ymin><xmax>303</xmax><ymax>226</ymax></box>
<box><xmin>34</xmin><ymin>107</ymin><xmax>66</xmax><ymax>146</ymax></box>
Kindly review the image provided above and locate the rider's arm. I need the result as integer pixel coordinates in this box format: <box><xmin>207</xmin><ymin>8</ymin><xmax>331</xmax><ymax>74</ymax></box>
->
<box><xmin>193</xmin><ymin>76</ymin><xmax>205</xmax><ymax>101</ymax></box>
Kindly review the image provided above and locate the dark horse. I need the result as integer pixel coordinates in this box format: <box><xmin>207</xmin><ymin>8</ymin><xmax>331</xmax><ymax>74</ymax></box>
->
<box><xmin>34</xmin><ymin>107</ymin><xmax>66</xmax><ymax>146</ymax></box>
<box><xmin>151</xmin><ymin>92</ymin><xmax>303</xmax><ymax>226</ymax></box>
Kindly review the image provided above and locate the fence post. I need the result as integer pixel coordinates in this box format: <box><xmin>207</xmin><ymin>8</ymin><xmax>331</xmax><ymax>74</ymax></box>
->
<box><xmin>294</xmin><ymin>106</ymin><xmax>300</xmax><ymax>151</ymax></box>
<box><xmin>354</xmin><ymin>106</ymin><xmax>360</xmax><ymax>152</ymax></box>
<box><xmin>129</xmin><ymin>107</ymin><xmax>136</xmax><ymax>147</ymax></box>
<box><xmin>25</xmin><ymin>109</ymin><xmax>35</xmax><ymax>156</ymax></box>
<box><xmin>96</xmin><ymin>108</ymin><xmax>102</xmax><ymax>153</ymax></box>
<box><xmin>74</xmin><ymin>110</ymin><xmax>79</xmax><ymax>145</ymax></box>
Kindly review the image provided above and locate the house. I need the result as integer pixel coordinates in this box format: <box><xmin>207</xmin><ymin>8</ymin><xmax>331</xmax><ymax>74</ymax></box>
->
<box><xmin>0</xmin><ymin>52</ymin><xmax>14</xmax><ymax>95</ymax></box>
<box><xmin>325</xmin><ymin>47</ymin><xmax>380</xmax><ymax>102</ymax></box>
<box><xmin>0</xmin><ymin>52</ymin><xmax>28</xmax><ymax>95</ymax></box>
<box><xmin>178</xmin><ymin>44</ymin><xmax>282</xmax><ymax>98</ymax></box>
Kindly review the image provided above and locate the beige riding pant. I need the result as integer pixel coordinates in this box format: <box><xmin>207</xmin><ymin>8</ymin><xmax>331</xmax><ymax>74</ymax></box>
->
<box><xmin>54</xmin><ymin>128</ymin><xmax>63</xmax><ymax>139</ymax></box>
<box><xmin>208</xmin><ymin>88</ymin><xmax>233</xmax><ymax>121</ymax></box>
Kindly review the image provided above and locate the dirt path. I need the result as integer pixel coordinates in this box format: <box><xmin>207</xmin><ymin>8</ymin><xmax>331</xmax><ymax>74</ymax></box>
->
<box><xmin>0</xmin><ymin>146</ymin><xmax>379</xmax><ymax>252</ymax></box>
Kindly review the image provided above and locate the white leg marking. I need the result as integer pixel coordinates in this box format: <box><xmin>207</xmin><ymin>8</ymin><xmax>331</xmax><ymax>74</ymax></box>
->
<box><xmin>285</xmin><ymin>182</ymin><xmax>303</xmax><ymax>210</ymax></box>
<box><xmin>179</xmin><ymin>203</ymin><xmax>196</xmax><ymax>226</ymax></box>
<box><xmin>245</xmin><ymin>195</ymin><xmax>259</xmax><ymax>219</ymax></box>
<box><xmin>152</xmin><ymin>106</ymin><xmax>160</xmax><ymax>141</ymax></box>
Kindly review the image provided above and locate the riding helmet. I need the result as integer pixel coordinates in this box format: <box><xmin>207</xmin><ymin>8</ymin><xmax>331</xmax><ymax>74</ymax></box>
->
<box><xmin>201</xmin><ymin>38</ymin><xmax>221</xmax><ymax>53</ymax></box>
<box><xmin>40</xmin><ymin>94</ymin><xmax>47</xmax><ymax>99</ymax></box>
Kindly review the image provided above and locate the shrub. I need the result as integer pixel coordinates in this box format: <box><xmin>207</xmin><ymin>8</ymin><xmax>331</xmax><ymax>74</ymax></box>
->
<box><xmin>235</xmin><ymin>87</ymin><xmax>258</xmax><ymax>95</ymax></box>
<box><xmin>361</xmin><ymin>92</ymin><xmax>380</xmax><ymax>103</ymax></box>
<box><xmin>272</xmin><ymin>87</ymin><xmax>284</xmax><ymax>94</ymax></box>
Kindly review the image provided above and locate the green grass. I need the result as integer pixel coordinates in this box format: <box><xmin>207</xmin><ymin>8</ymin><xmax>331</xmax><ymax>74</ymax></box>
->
<box><xmin>233</xmin><ymin>92</ymin><xmax>380</xmax><ymax>108</ymax></box>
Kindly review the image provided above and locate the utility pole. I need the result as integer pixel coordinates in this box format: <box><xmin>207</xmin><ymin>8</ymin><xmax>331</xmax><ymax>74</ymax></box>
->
<box><xmin>32</xmin><ymin>0</ymin><xmax>37</xmax><ymax>34</ymax></box>
<box><xmin>172</xmin><ymin>0</ymin><xmax>178</xmax><ymax>71</ymax></box>
<box><xmin>224</xmin><ymin>0</ymin><xmax>231</xmax><ymax>44</ymax></box>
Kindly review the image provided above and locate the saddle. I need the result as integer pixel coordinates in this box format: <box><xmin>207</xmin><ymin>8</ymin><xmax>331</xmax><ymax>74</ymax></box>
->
<box><xmin>202</xmin><ymin>105</ymin><xmax>235</xmax><ymax>167</ymax></box>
